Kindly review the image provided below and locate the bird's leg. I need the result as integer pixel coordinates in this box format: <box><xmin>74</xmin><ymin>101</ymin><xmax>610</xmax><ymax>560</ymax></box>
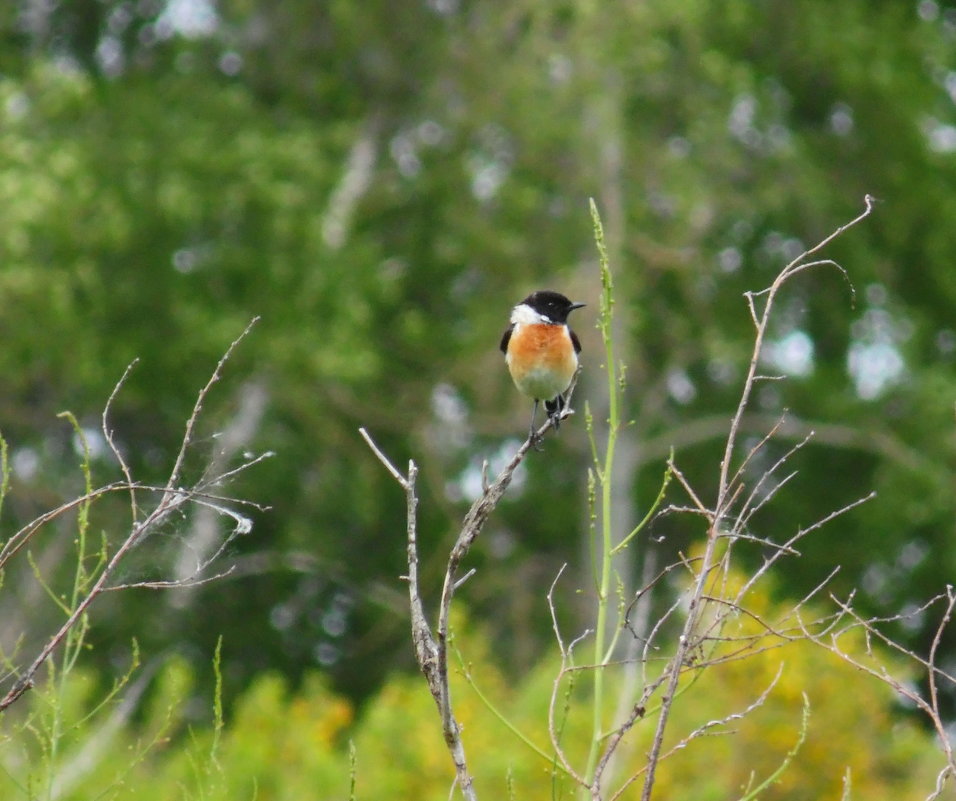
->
<box><xmin>528</xmin><ymin>399</ymin><xmax>544</xmax><ymax>450</ymax></box>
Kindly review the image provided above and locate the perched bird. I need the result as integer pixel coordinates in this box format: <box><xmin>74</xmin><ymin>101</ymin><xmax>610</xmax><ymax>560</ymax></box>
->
<box><xmin>500</xmin><ymin>290</ymin><xmax>585</xmax><ymax>444</ymax></box>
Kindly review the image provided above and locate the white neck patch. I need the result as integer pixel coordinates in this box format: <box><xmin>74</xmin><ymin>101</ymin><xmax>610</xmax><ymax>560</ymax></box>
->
<box><xmin>510</xmin><ymin>303</ymin><xmax>551</xmax><ymax>326</ymax></box>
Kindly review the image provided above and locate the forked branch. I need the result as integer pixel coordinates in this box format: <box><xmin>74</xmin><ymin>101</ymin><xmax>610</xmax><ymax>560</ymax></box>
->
<box><xmin>0</xmin><ymin>319</ymin><xmax>266</xmax><ymax>712</ymax></box>
<box><xmin>637</xmin><ymin>197</ymin><xmax>876</xmax><ymax>801</ymax></box>
<box><xmin>360</xmin><ymin>370</ymin><xmax>582</xmax><ymax>800</ymax></box>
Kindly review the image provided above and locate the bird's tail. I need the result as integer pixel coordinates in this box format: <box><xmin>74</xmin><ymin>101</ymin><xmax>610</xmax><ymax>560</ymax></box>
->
<box><xmin>544</xmin><ymin>395</ymin><xmax>565</xmax><ymax>429</ymax></box>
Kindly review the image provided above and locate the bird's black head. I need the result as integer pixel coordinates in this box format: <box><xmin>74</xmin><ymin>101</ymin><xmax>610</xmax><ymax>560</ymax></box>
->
<box><xmin>520</xmin><ymin>290</ymin><xmax>586</xmax><ymax>325</ymax></box>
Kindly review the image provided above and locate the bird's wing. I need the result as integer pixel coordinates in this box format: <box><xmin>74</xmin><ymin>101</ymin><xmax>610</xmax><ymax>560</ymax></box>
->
<box><xmin>499</xmin><ymin>325</ymin><xmax>514</xmax><ymax>354</ymax></box>
<box><xmin>570</xmin><ymin>328</ymin><xmax>582</xmax><ymax>354</ymax></box>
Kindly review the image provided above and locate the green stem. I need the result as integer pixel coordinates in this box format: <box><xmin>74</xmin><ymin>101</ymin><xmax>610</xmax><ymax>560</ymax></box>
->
<box><xmin>44</xmin><ymin>414</ymin><xmax>95</xmax><ymax>800</ymax></box>
<box><xmin>454</xmin><ymin>643</ymin><xmax>573</xmax><ymax>775</ymax></box>
<box><xmin>584</xmin><ymin>199</ymin><xmax>619</xmax><ymax>789</ymax></box>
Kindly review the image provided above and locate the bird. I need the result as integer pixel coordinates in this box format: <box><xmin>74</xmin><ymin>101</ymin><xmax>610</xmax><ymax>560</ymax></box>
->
<box><xmin>500</xmin><ymin>290</ymin><xmax>585</xmax><ymax>446</ymax></box>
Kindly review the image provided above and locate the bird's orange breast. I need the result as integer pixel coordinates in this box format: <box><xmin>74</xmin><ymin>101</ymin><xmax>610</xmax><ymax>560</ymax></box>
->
<box><xmin>506</xmin><ymin>323</ymin><xmax>578</xmax><ymax>400</ymax></box>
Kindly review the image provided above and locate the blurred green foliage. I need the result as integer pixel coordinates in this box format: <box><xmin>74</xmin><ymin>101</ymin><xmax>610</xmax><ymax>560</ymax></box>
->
<box><xmin>0</xmin><ymin>0</ymin><xmax>953</xmax><ymax>720</ymax></box>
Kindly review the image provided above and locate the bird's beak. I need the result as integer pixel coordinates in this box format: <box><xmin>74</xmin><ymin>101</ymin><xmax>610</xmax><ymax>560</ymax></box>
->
<box><xmin>570</xmin><ymin>302</ymin><xmax>586</xmax><ymax>311</ymax></box>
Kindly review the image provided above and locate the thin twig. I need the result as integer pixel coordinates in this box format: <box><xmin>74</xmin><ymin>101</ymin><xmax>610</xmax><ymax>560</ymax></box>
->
<box><xmin>716</xmin><ymin>197</ymin><xmax>875</xmax><ymax>525</ymax></box>
<box><xmin>0</xmin><ymin>322</ymin><xmax>261</xmax><ymax>711</ymax></box>
<box><xmin>639</xmin><ymin>198</ymin><xmax>876</xmax><ymax>801</ymax></box>
<box><xmin>166</xmin><ymin>316</ymin><xmax>260</xmax><ymax>494</ymax></box>
<box><xmin>102</xmin><ymin>358</ymin><xmax>141</xmax><ymax>522</ymax></box>
<box><xmin>358</xmin><ymin>428</ymin><xmax>409</xmax><ymax>490</ymax></box>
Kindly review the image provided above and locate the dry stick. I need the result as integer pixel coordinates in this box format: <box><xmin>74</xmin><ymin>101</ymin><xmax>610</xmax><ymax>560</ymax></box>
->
<box><xmin>166</xmin><ymin>316</ymin><xmax>261</xmax><ymax>496</ymax></box>
<box><xmin>360</xmin><ymin>372</ymin><xmax>582</xmax><ymax>801</ymax></box>
<box><xmin>729</xmin><ymin>418</ymin><xmax>807</xmax><ymax>530</ymax></box>
<box><xmin>592</xmin><ymin>700</ymin><xmax>645</xmax><ymax>794</ymax></box>
<box><xmin>0</xmin><ymin>484</ymin><xmax>128</xmax><ymax>571</ymax></box>
<box><xmin>723</xmin><ymin>413</ymin><xmax>790</xmax><ymax>509</ymax></box>
<box><xmin>732</xmin><ymin>491</ymin><xmax>874</xmax><ymax>608</ymax></box>
<box><xmin>638</xmin><ymin>197</ymin><xmax>876</xmax><ymax>801</ymax></box>
<box><xmin>611</xmin><ymin>666</ymin><xmax>784</xmax><ymax>801</ymax></box>
<box><xmin>799</xmin><ymin>592</ymin><xmax>956</xmax><ymax>800</ymax></box>
<box><xmin>547</xmin><ymin>565</ymin><xmax>573</xmax><ymax>658</ymax></box>
<box><xmin>0</xmin><ymin>322</ymin><xmax>261</xmax><ymax>712</ymax></box>
<box><xmin>0</xmin><ymin>480</ymin><xmax>267</xmax><ymax>577</ymax></box>
<box><xmin>360</xmin><ymin>431</ymin><xmax>479</xmax><ymax>798</ymax></box>
<box><xmin>925</xmin><ymin>586</ymin><xmax>956</xmax><ymax>731</ymax></box>
<box><xmin>546</xmin><ymin>567</ymin><xmax>591</xmax><ymax>786</ymax></box>
<box><xmin>637</xmin><ymin>410</ymin><xmax>929</xmax><ymax>476</ymax></box>
<box><xmin>718</xmin><ymin>197</ymin><xmax>875</xmax><ymax>522</ymax></box>
<box><xmin>170</xmin><ymin>381</ymin><xmax>269</xmax><ymax>602</ymax></box>
<box><xmin>102</xmin><ymin>358</ymin><xmax>141</xmax><ymax>523</ymax></box>
<box><xmin>0</xmin><ymin>488</ymin><xmax>186</xmax><ymax>710</ymax></box>
<box><xmin>822</xmin><ymin>591</ymin><xmax>956</xmax><ymax>693</ymax></box>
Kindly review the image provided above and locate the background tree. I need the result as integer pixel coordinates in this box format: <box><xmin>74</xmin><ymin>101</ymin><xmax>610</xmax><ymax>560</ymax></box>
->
<box><xmin>0</xmin><ymin>0</ymin><xmax>952</xmax><ymax>713</ymax></box>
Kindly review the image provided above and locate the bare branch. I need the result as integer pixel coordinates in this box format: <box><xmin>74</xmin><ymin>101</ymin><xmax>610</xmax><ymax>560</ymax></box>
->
<box><xmin>0</xmin><ymin>322</ymin><xmax>262</xmax><ymax>712</ymax></box>
<box><xmin>359</xmin><ymin>363</ymin><xmax>587</xmax><ymax>800</ymax></box>
<box><xmin>665</xmin><ymin>457</ymin><xmax>712</xmax><ymax>520</ymax></box>
<box><xmin>0</xmin><ymin>484</ymin><xmax>127</xmax><ymax>571</ymax></box>
<box><xmin>105</xmin><ymin>568</ymin><xmax>237</xmax><ymax>592</ymax></box>
<box><xmin>732</xmin><ymin>491</ymin><xmax>875</xmax><ymax>607</ymax></box>
<box><xmin>724</xmin><ymin>413</ymin><xmax>791</xmax><ymax>499</ymax></box>
<box><xmin>102</xmin><ymin>358</ymin><xmax>141</xmax><ymax>522</ymax></box>
<box><xmin>547</xmin><ymin>564</ymin><xmax>571</xmax><ymax>659</ymax></box>
<box><xmin>637</xmin><ymin>198</ymin><xmax>876</xmax><ymax>801</ymax></box>
<box><xmin>795</xmin><ymin>588</ymin><xmax>956</xmax><ymax>790</ymax></box>
<box><xmin>453</xmin><ymin>568</ymin><xmax>477</xmax><ymax>592</ymax></box>
<box><xmin>716</xmin><ymin>197</ymin><xmax>875</xmax><ymax>524</ymax></box>
<box><xmin>166</xmin><ymin>316</ymin><xmax>260</xmax><ymax>494</ymax></box>
<box><xmin>358</xmin><ymin>427</ymin><xmax>409</xmax><ymax>489</ymax></box>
